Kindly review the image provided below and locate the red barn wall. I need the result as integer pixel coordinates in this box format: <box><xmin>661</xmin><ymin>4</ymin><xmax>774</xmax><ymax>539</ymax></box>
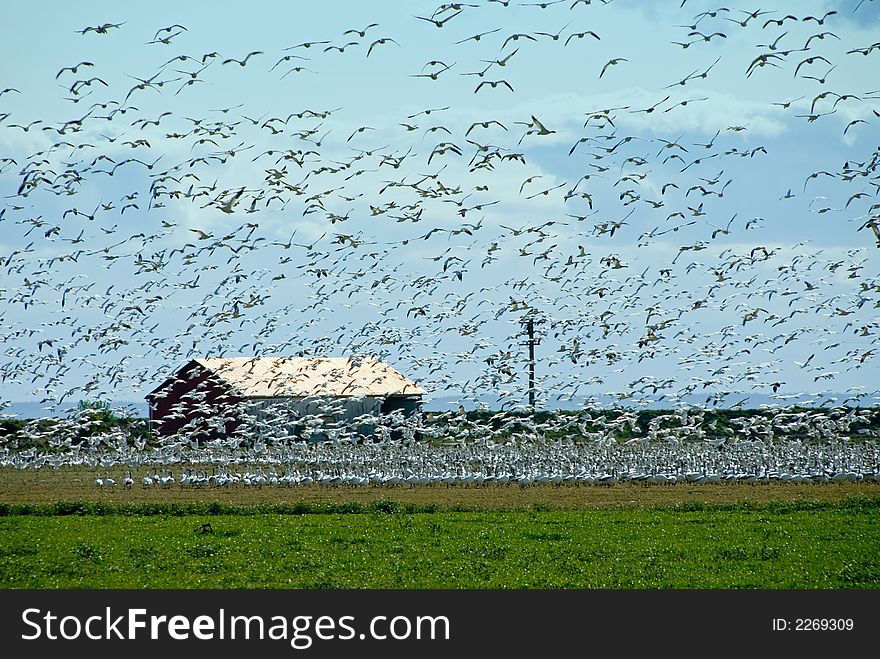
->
<box><xmin>147</xmin><ymin>360</ymin><xmax>244</xmax><ymax>442</ymax></box>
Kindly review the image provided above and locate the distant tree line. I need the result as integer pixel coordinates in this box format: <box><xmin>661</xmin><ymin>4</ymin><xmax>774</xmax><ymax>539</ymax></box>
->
<box><xmin>1</xmin><ymin>401</ymin><xmax>878</xmax><ymax>452</ymax></box>
<box><xmin>0</xmin><ymin>400</ymin><xmax>152</xmax><ymax>451</ymax></box>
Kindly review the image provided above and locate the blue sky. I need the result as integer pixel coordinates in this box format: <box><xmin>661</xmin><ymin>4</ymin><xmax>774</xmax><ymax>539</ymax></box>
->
<box><xmin>1</xmin><ymin>0</ymin><xmax>878</xmax><ymax>415</ymax></box>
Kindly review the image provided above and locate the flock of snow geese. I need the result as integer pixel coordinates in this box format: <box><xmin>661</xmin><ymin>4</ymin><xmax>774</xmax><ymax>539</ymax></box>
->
<box><xmin>1</xmin><ymin>2</ymin><xmax>879</xmax><ymax>471</ymax></box>
<box><xmin>3</xmin><ymin>406</ymin><xmax>879</xmax><ymax>487</ymax></box>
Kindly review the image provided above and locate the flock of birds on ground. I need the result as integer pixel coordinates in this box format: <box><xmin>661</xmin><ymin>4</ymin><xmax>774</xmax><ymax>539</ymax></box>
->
<box><xmin>44</xmin><ymin>438</ymin><xmax>880</xmax><ymax>487</ymax></box>
<box><xmin>3</xmin><ymin>405</ymin><xmax>879</xmax><ymax>486</ymax></box>
<box><xmin>1</xmin><ymin>1</ymin><xmax>879</xmax><ymax>480</ymax></box>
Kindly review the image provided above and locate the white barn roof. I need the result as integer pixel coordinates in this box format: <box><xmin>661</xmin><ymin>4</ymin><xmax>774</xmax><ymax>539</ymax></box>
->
<box><xmin>193</xmin><ymin>356</ymin><xmax>426</xmax><ymax>398</ymax></box>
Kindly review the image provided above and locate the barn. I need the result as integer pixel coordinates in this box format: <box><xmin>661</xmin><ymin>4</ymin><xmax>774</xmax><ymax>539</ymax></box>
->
<box><xmin>146</xmin><ymin>356</ymin><xmax>426</xmax><ymax>443</ymax></box>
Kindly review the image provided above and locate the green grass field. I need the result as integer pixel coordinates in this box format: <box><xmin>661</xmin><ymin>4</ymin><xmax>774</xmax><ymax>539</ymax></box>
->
<box><xmin>3</xmin><ymin>467</ymin><xmax>878</xmax><ymax>589</ymax></box>
<box><xmin>2</xmin><ymin>498</ymin><xmax>878</xmax><ymax>589</ymax></box>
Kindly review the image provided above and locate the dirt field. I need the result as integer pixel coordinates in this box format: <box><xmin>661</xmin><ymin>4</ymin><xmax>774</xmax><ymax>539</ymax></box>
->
<box><xmin>1</xmin><ymin>465</ymin><xmax>877</xmax><ymax>509</ymax></box>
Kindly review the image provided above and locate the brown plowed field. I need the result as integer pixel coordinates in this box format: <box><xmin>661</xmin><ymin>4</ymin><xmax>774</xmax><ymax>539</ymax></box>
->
<box><xmin>1</xmin><ymin>466</ymin><xmax>877</xmax><ymax>509</ymax></box>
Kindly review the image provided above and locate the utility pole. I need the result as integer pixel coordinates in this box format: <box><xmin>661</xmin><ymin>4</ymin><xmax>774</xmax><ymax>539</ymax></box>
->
<box><xmin>520</xmin><ymin>312</ymin><xmax>541</xmax><ymax>410</ymax></box>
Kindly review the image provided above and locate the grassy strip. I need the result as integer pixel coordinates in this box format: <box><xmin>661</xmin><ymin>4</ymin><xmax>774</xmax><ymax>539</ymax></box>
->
<box><xmin>1</xmin><ymin>496</ymin><xmax>879</xmax><ymax>517</ymax></box>
<box><xmin>0</xmin><ymin>499</ymin><xmax>425</xmax><ymax>517</ymax></box>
